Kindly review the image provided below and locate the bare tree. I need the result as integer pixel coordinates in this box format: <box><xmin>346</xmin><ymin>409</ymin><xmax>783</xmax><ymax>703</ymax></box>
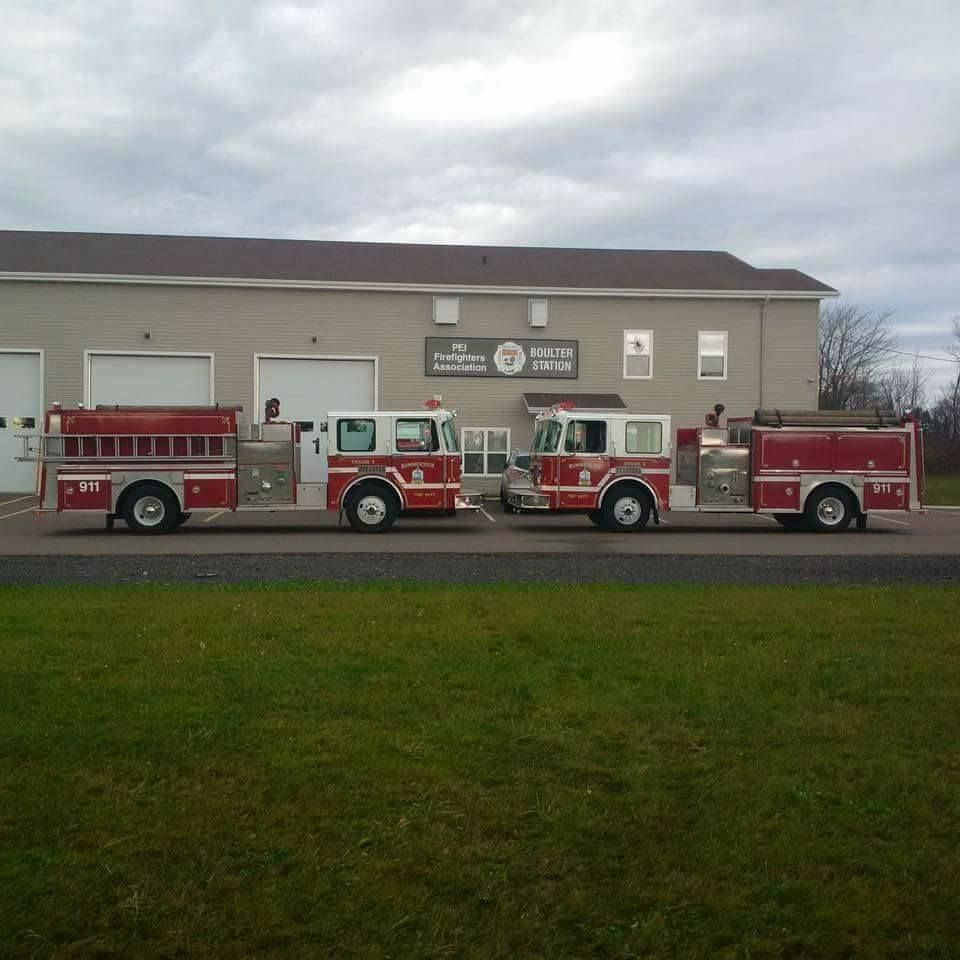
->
<box><xmin>930</xmin><ymin>317</ymin><xmax>960</xmax><ymax>443</ymax></box>
<box><xmin>878</xmin><ymin>354</ymin><xmax>928</xmax><ymax>415</ymax></box>
<box><xmin>818</xmin><ymin>303</ymin><xmax>897</xmax><ymax>409</ymax></box>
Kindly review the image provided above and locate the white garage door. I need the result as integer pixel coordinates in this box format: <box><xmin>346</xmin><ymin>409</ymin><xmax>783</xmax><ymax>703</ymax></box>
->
<box><xmin>257</xmin><ymin>357</ymin><xmax>376</xmax><ymax>483</ymax></box>
<box><xmin>0</xmin><ymin>351</ymin><xmax>43</xmax><ymax>493</ymax></box>
<box><xmin>88</xmin><ymin>353</ymin><xmax>212</xmax><ymax>407</ymax></box>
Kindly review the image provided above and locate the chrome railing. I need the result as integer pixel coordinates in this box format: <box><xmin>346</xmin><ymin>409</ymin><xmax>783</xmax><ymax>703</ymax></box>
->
<box><xmin>17</xmin><ymin>433</ymin><xmax>237</xmax><ymax>462</ymax></box>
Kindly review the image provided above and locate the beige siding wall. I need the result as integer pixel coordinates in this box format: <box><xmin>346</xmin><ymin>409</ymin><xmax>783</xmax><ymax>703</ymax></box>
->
<box><xmin>0</xmin><ymin>281</ymin><xmax>821</xmax><ymax>490</ymax></box>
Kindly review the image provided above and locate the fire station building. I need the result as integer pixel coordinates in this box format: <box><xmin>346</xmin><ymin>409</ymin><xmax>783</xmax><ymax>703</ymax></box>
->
<box><xmin>0</xmin><ymin>230</ymin><xmax>836</xmax><ymax>493</ymax></box>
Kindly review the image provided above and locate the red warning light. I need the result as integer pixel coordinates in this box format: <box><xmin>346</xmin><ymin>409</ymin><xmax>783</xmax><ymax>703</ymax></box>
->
<box><xmin>424</xmin><ymin>398</ymin><xmax>441</xmax><ymax>409</ymax></box>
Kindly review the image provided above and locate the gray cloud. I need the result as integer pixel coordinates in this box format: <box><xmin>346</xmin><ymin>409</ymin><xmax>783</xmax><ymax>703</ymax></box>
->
<box><xmin>2</xmin><ymin>0</ymin><xmax>958</xmax><ymax>390</ymax></box>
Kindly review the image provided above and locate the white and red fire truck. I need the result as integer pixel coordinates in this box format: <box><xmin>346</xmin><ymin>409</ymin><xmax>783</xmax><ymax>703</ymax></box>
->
<box><xmin>20</xmin><ymin>400</ymin><xmax>482</xmax><ymax>533</ymax></box>
<box><xmin>504</xmin><ymin>403</ymin><xmax>925</xmax><ymax>532</ymax></box>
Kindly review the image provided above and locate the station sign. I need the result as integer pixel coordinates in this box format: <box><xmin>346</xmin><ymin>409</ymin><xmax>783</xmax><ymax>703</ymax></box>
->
<box><xmin>425</xmin><ymin>337</ymin><xmax>578</xmax><ymax>379</ymax></box>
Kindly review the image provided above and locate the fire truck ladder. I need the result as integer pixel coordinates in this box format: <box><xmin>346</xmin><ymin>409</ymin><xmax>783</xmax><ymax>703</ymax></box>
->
<box><xmin>17</xmin><ymin>433</ymin><xmax>237</xmax><ymax>462</ymax></box>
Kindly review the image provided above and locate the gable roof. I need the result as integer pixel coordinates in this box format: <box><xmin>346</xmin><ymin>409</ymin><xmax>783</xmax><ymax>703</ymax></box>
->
<box><xmin>0</xmin><ymin>230</ymin><xmax>837</xmax><ymax>295</ymax></box>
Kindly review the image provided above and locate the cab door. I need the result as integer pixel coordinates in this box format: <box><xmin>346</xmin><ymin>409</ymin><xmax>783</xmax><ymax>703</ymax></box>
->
<box><xmin>392</xmin><ymin>417</ymin><xmax>445</xmax><ymax>509</ymax></box>
<box><xmin>557</xmin><ymin>419</ymin><xmax>610</xmax><ymax>509</ymax></box>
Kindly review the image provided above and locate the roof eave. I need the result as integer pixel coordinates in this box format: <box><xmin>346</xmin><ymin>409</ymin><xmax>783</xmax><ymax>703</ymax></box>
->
<box><xmin>0</xmin><ymin>271</ymin><xmax>840</xmax><ymax>299</ymax></box>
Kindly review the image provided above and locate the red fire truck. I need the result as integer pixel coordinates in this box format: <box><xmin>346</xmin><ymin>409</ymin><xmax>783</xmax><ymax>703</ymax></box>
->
<box><xmin>20</xmin><ymin>400</ymin><xmax>482</xmax><ymax>533</ymax></box>
<box><xmin>503</xmin><ymin>404</ymin><xmax>925</xmax><ymax>532</ymax></box>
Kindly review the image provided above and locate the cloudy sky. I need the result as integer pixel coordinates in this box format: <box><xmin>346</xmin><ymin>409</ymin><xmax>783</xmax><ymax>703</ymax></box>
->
<box><xmin>3</xmin><ymin>0</ymin><xmax>958</xmax><ymax>387</ymax></box>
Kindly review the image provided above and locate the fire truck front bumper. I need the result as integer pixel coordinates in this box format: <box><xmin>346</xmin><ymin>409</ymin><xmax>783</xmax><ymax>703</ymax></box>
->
<box><xmin>455</xmin><ymin>491</ymin><xmax>485</xmax><ymax>510</ymax></box>
<box><xmin>504</xmin><ymin>480</ymin><xmax>551</xmax><ymax>509</ymax></box>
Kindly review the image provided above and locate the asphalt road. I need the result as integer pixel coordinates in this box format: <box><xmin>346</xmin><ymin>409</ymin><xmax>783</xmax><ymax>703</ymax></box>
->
<box><xmin>1</xmin><ymin>493</ymin><xmax>959</xmax><ymax>584</ymax></box>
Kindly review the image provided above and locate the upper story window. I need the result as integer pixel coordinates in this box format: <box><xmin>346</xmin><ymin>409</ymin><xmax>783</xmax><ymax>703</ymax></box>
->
<box><xmin>433</xmin><ymin>296</ymin><xmax>460</xmax><ymax>325</ymax></box>
<box><xmin>698</xmin><ymin>331</ymin><xmax>728</xmax><ymax>380</ymax></box>
<box><xmin>564</xmin><ymin>420</ymin><xmax>607</xmax><ymax>454</ymax></box>
<box><xmin>337</xmin><ymin>418</ymin><xmax>376</xmax><ymax>452</ymax></box>
<box><xmin>623</xmin><ymin>330</ymin><xmax>653</xmax><ymax>379</ymax></box>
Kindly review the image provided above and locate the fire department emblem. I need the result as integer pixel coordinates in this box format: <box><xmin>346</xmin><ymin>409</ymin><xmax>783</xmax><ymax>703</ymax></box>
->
<box><xmin>578</xmin><ymin>469</ymin><xmax>591</xmax><ymax>486</ymax></box>
<box><xmin>412</xmin><ymin>467</ymin><xmax>424</xmax><ymax>484</ymax></box>
<box><xmin>493</xmin><ymin>341</ymin><xmax>527</xmax><ymax>376</ymax></box>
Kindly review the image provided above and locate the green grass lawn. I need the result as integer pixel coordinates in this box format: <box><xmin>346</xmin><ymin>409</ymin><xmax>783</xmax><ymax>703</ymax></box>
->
<box><xmin>924</xmin><ymin>473</ymin><xmax>960</xmax><ymax>505</ymax></box>
<box><xmin>2</xmin><ymin>584</ymin><xmax>959</xmax><ymax>959</ymax></box>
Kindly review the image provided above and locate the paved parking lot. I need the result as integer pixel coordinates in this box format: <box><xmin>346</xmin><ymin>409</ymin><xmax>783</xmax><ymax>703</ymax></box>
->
<box><xmin>2</xmin><ymin>493</ymin><xmax>960</xmax><ymax>557</ymax></box>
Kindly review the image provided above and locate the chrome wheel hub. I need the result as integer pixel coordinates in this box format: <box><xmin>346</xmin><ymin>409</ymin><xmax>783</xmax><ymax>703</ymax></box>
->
<box><xmin>817</xmin><ymin>496</ymin><xmax>845</xmax><ymax>527</ymax></box>
<box><xmin>613</xmin><ymin>496</ymin><xmax>642</xmax><ymax>525</ymax></box>
<box><xmin>133</xmin><ymin>496</ymin><xmax>165</xmax><ymax>527</ymax></box>
<box><xmin>357</xmin><ymin>495</ymin><xmax>387</xmax><ymax>525</ymax></box>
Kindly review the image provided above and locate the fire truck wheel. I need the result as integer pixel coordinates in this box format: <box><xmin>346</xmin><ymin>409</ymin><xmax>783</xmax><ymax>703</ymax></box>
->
<box><xmin>345</xmin><ymin>483</ymin><xmax>399</xmax><ymax>533</ymax></box>
<box><xmin>601</xmin><ymin>485</ymin><xmax>651</xmax><ymax>532</ymax></box>
<box><xmin>121</xmin><ymin>482</ymin><xmax>180</xmax><ymax>534</ymax></box>
<box><xmin>174</xmin><ymin>512</ymin><xmax>192</xmax><ymax>528</ymax></box>
<box><xmin>805</xmin><ymin>486</ymin><xmax>855</xmax><ymax>533</ymax></box>
<box><xmin>588</xmin><ymin>510</ymin><xmax>603</xmax><ymax>526</ymax></box>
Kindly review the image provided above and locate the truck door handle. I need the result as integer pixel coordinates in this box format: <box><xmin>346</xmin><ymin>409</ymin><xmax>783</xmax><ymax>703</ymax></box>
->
<box><xmin>313</xmin><ymin>437</ymin><xmax>321</xmax><ymax>454</ymax></box>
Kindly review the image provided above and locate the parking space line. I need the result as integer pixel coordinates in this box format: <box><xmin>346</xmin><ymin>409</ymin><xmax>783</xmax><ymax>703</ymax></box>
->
<box><xmin>0</xmin><ymin>507</ymin><xmax>36</xmax><ymax>521</ymax></box>
<box><xmin>752</xmin><ymin>514</ymin><xmax>779</xmax><ymax>522</ymax></box>
<box><xmin>204</xmin><ymin>511</ymin><xmax>225</xmax><ymax>523</ymax></box>
<box><xmin>873</xmin><ymin>514</ymin><xmax>911</xmax><ymax>526</ymax></box>
<box><xmin>0</xmin><ymin>496</ymin><xmax>33</xmax><ymax>508</ymax></box>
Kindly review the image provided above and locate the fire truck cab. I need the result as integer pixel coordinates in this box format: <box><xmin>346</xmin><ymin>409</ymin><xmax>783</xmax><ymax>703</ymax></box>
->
<box><xmin>505</xmin><ymin>404</ymin><xmax>924</xmax><ymax>532</ymax></box>
<box><xmin>21</xmin><ymin>401</ymin><xmax>482</xmax><ymax>533</ymax></box>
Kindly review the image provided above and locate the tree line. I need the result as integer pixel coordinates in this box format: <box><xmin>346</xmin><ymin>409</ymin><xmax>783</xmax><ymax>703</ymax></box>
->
<box><xmin>818</xmin><ymin>303</ymin><xmax>960</xmax><ymax>471</ymax></box>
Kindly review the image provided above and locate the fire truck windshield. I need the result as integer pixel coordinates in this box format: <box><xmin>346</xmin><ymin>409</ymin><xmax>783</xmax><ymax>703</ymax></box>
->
<box><xmin>441</xmin><ymin>417</ymin><xmax>459</xmax><ymax>453</ymax></box>
<box><xmin>533</xmin><ymin>419</ymin><xmax>562</xmax><ymax>454</ymax></box>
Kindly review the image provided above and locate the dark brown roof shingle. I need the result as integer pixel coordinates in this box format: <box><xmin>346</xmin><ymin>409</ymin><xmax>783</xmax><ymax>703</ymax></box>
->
<box><xmin>0</xmin><ymin>230</ymin><xmax>837</xmax><ymax>294</ymax></box>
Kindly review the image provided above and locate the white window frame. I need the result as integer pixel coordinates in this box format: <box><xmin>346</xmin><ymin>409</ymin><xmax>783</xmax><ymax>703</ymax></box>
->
<box><xmin>460</xmin><ymin>426</ymin><xmax>511</xmax><ymax>477</ymax></box>
<box><xmin>623</xmin><ymin>330</ymin><xmax>653</xmax><ymax>380</ymax></box>
<box><xmin>84</xmin><ymin>350</ymin><xmax>215</xmax><ymax>408</ymax></box>
<box><xmin>697</xmin><ymin>330</ymin><xmax>728</xmax><ymax>381</ymax></box>
<box><xmin>433</xmin><ymin>295</ymin><xmax>460</xmax><ymax>325</ymax></box>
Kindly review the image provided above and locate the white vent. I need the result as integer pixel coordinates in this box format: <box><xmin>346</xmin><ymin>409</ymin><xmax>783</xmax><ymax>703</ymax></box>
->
<box><xmin>433</xmin><ymin>295</ymin><xmax>460</xmax><ymax>325</ymax></box>
<box><xmin>528</xmin><ymin>298</ymin><xmax>548</xmax><ymax>328</ymax></box>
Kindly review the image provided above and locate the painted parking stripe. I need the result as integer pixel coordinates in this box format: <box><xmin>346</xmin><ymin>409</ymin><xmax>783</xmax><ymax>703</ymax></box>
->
<box><xmin>752</xmin><ymin>514</ymin><xmax>779</xmax><ymax>522</ymax></box>
<box><xmin>873</xmin><ymin>514</ymin><xmax>911</xmax><ymax>526</ymax></box>
<box><xmin>0</xmin><ymin>495</ymin><xmax>33</xmax><ymax>507</ymax></box>
<box><xmin>203</xmin><ymin>511</ymin><xmax>225</xmax><ymax>523</ymax></box>
<box><xmin>0</xmin><ymin>506</ymin><xmax>36</xmax><ymax>521</ymax></box>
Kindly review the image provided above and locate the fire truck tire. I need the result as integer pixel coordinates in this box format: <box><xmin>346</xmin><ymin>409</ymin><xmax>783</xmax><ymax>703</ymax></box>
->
<box><xmin>588</xmin><ymin>510</ymin><xmax>603</xmax><ymax>526</ymax></box>
<box><xmin>600</xmin><ymin>485</ymin><xmax>651</xmax><ymax>532</ymax></box>
<box><xmin>174</xmin><ymin>512</ymin><xmax>192</xmax><ymax>528</ymax></box>
<box><xmin>344</xmin><ymin>483</ymin><xmax>400</xmax><ymax>533</ymax></box>
<box><xmin>121</xmin><ymin>482</ymin><xmax>180</xmax><ymax>534</ymax></box>
<box><xmin>804</xmin><ymin>486</ymin><xmax>855</xmax><ymax>533</ymax></box>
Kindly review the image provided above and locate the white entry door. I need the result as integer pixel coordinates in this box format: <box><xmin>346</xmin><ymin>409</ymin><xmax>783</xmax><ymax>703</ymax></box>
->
<box><xmin>257</xmin><ymin>357</ymin><xmax>377</xmax><ymax>483</ymax></box>
<box><xmin>88</xmin><ymin>353</ymin><xmax>213</xmax><ymax>406</ymax></box>
<box><xmin>0</xmin><ymin>351</ymin><xmax>43</xmax><ymax>493</ymax></box>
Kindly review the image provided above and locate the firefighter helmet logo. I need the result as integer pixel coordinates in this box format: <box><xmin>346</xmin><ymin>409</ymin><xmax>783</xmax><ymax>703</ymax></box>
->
<box><xmin>493</xmin><ymin>341</ymin><xmax>526</xmax><ymax>376</ymax></box>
